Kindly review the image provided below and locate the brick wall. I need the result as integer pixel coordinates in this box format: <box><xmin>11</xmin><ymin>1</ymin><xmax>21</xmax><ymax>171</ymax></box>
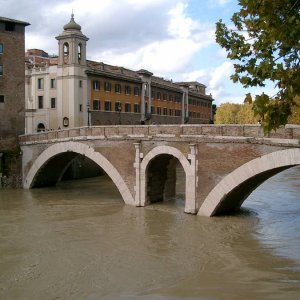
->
<box><xmin>0</xmin><ymin>20</ymin><xmax>27</xmax><ymax>187</ymax></box>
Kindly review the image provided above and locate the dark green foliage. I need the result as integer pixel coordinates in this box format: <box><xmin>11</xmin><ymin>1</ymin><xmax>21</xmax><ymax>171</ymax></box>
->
<box><xmin>216</xmin><ymin>0</ymin><xmax>300</xmax><ymax>131</ymax></box>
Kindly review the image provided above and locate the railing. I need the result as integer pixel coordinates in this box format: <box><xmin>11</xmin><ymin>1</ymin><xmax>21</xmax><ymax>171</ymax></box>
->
<box><xmin>19</xmin><ymin>124</ymin><xmax>300</xmax><ymax>144</ymax></box>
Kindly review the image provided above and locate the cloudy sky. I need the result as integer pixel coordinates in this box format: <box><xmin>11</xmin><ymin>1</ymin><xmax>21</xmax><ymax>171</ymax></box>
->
<box><xmin>1</xmin><ymin>0</ymin><xmax>276</xmax><ymax>105</ymax></box>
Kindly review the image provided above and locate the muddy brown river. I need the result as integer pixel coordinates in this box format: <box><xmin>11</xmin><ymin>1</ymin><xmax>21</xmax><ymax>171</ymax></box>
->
<box><xmin>0</xmin><ymin>167</ymin><xmax>299</xmax><ymax>299</ymax></box>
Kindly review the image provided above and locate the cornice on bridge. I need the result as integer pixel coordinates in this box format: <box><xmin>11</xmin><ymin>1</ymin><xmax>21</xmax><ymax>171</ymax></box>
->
<box><xmin>19</xmin><ymin>125</ymin><xmax>300</xmax><ymax>148</ymax></box>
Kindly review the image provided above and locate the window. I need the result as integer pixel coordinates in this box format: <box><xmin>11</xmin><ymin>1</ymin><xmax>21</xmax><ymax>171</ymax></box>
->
<box><xmin>125</xmin><ymin>85</ymin><xmax>131</xmax><ymax>95</ymax></box>
<box><xmin>157</xmin><ymin>107</ymin><xmax>161</xmax><ymax>115</ymax></box>
<box><xmin>175</xmin><ymin>96</ymin><xmax>181</xmax><ymax>103</ymax></box>
<box><xmin>163</xmin><ymin>108</ymin><xmax>167</xmax><ymax>115</ymax></box>
<box><xmin>163</xmin><ymin>94</ymin><xmax>167</xmax><ymax>101</ymax></box>
<box><xmin>105</xmin><ymin>82</ymin><xmax>111</xmax><ymax>92</ymax></box>
<box><xmin>169</xmin><ymin>95</ymin><xmax>173</xmax><ymax>101</ymax></box>
<box><xmin>134</xmin><ymin>103</ymin><xmax>140</xmax><ymax>113</ymax></box>
<box><xmin>175</xmin><ymin>110</ymin><xmax>181</xmax><ymax>116</ymax></box>
<box><xmin>79</xmin><ymin>104</ymin><xmax>82</xmax><ymax>112</ymax></box>
<box><xmin>78</xmin><ymin>43</ymin><xmax>82</xmax><ymax>61</ymax></box>
<box><xmin>37</xmin><ymin>123</ymin><xmax>45</xmax><ymax>132</ymax></box>
<box><xmin>50</xmin><ymin>79</ymin><xmax>55</xmax><ymax>89</ymax></box>
<box><xmin>63</xmin><ymin>43</ymin><xmax>69</xmax><ymax>56</ymax></box>
<box><xmin>79</xmin><ymin>80</ymin><xmax>82</xmax><ymax>88</ymax></box>
<box><xmin>169</xmin><ymin>109</ymin><xmax>173</xmax><ymax>116</ymax></box>
<box><xmin>0</xmin><ymin>43</ymin><xmax>3</xmax><ymax>54</ymax></box>
<box><xmin>151</xmin><ymin>91</ymin><xmax>154</xmax><ymax>99</ymax></box>
<box><xmin>134</xmin><ymin>87</ymin><xmax>139</xmax><ymax>96</ymax></box>
<box><xmin>93</xmin><ymin>80</ymin><xmax>100</xmax><ymax>90</ymax></box>
<box><xmin>115</xmin><ymin>101</ymin><xmax>122</xmax><ymax>112</ymax></box>
<box><xmin>38</xmin><ymin>78</ymin><xmax>43</xmax><ymax>89</ymax></box>
<box><xmin>0</xmin><ymin>95</ymin><xmax>4</xmax><ymax>103</ymax></box>
<box><xmin>125</xmin><ymin>103</ymin><xmax>131</xmax><ymax>112</ymax></box>
<box><xmin>38</xmin><ymin>96</ymin><xmax>43</xmax><ymax>109</ymax></box>
<box><xmin>114</xmin><ymin>83</ymin><xmax>121</xmax><ymax>93</ymax></box>
<box><xmin>93</xmin><ymin>100</ymin><xmax>100</xmax><ymax>110</ymax></box>
<box><xmin>105</xmin><ymin>101</ymin><xmax>111</xmax><ymax>111</ymax></box>
<box><xmin>0</xmin><ymin>65</ymin><xmax>3</xmax><ymax>76</ymax></box>
<box><xmin>50</xmin><ymin>98</ymin><xmax>56</xmax><ymax>108</ymax></box>
<box><xmin>5</xmin><ymin>22</ymin><xmax>15</xmax><ymax>31</ymax></box>
<box><xmin>157</xmin><ymin>92</ymin><xmax>161</xmax><ymax>100</ymax></box>
<box><xmin>151</xmin><ymin>106</ymin><xmax>155</xmax><ymax>114</ymax></box>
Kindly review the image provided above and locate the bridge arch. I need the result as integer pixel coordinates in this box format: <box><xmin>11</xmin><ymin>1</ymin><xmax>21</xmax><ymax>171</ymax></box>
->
<box><xmin>198</xmin><ymin>148</ymin><xmax>300</xmax><ymax>217</ymax></box>
<box><xmin>23</xmin><ymin>141</ymin><xmax>134</xmax><ymax>205</ymax></box>
<box><xmin>140</xmin><ymin>145</ymin><xmax>196</xmax><ymax>213</ymax></box>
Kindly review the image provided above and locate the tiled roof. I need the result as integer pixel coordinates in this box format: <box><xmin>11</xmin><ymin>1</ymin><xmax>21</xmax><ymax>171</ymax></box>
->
<box><xmin>86</xmin><ymin>60</ymin><xmax>212</xmax><ymax>99</ymax></box>
<box><xmin>86</xmin><ymin>60</ymin><xmax>141</xmax><ymax>82</ymax></box>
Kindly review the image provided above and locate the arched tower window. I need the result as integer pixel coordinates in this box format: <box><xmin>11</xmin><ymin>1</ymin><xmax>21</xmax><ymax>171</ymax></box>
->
<box><xmin>78</xmin><ymin>43</ymin><xmax>82</xmax><ymax>62</ymax></box>
<box><xmin>63</xmin><ymin>42</ymin><xmax>69</xmax><ymax>63</ymax></box>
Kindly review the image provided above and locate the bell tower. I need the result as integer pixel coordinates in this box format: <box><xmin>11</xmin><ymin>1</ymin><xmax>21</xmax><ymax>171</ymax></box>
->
<box><xmin>56</xmin><ymin>14</ymin><xmax>89</xmax><ymax>129</ymax></box>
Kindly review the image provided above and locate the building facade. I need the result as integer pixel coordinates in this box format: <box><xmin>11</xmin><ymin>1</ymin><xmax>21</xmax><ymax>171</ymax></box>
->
<box><xmin>25</xmin><ymin>15</ymin><xmax>214</xmax><ymax>133</ymax></box>
<box><xmin>0</xmin><ymin>17</ymin><xmax>29</xmax><ymax>184</ymax></box>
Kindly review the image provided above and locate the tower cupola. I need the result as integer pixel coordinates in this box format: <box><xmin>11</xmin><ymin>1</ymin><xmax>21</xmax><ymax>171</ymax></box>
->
<box><xmin>63</xmin><ymin>13</ymin><xmax>81</xmax><ymax>31</ymax></box>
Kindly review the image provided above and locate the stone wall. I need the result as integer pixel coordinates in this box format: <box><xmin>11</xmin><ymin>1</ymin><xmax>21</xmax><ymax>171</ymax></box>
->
<box><xmin>0</xmin><ymin>147</ymin><xmax>22</xmax><ymax>188</ymax></box>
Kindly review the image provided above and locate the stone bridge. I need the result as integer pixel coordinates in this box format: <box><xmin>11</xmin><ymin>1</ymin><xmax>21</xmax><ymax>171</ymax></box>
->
<box><xmin>19</xmin><ymin>125</ymin><xmax>300</xmax><ymax>216</ymax></box>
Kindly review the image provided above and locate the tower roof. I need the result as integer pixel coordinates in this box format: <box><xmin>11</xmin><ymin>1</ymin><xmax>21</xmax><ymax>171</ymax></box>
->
<box><xmin>63</xmin><ymin>13</ymin><xmax>81</xmax><ymax>31</ymax></box>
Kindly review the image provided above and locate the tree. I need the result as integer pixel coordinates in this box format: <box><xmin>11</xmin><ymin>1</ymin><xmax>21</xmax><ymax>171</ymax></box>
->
<box><xmin>216</xmin><ymin>0</ymin><xmax>300</xmax><ymax>132</ymax></box>
<box><xmin>236</xmin><ymin>102</ymin><xmax>257</xmax><ymax>124</ymax></box>
<box><xmin>215</xmin><ymin>103</ymin><xmax>241</xmax><ymax>124</ymax></box>
<box><xmin>288</xmin><ymin>96</ymin><xmax>300</xmax><ymax>124</ymax></box>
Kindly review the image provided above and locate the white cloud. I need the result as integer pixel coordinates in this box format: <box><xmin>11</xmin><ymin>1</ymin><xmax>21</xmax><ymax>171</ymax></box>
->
<box><xmin>98</xmin><ymin>37</ymin><xmax>203</xmax><ymax>75</ymax></box>
<box><xmin>217</xmin><ymin>0</ymin><xmax>231</xmax><ymax>6</ymax></box>
<box><xmin>127</xmin><ymin>0</ymin><xmax>174</xmax><ymax>10</ymax></box>
<box><xmin>168</xmin><ymin>2</ymin><xmax>197</xmax><ymax>39</ymax></box>
<box><xmin>168</xmin><ymin>2</ymin><xmax>214</xmax><ymax>42</ymax></box>
<box><xmin>173</xmin><ymin>62</ymin><xmax>234</xmax><ymax>104</ymax></box>
<box><xmin>87</xmin><ymin>1</ymin><xmax>215</xmax><ymax>76</ymax></box>
<box><xmin>208</xmin><ymin>0</ymin><xmax>232</xmax><ymax>8</ymax></box>
<box><xmin>209</xmin><ymin>61</ymin><xmax>232</xmax><ymax>90</ymax></box>
<box><xmin>181</xmin><ymin>69</ymin><xmax>206</xmax><ymax>82</ymax></box>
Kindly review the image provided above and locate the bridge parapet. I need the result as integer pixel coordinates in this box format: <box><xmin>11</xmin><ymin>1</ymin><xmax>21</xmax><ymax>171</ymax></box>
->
<box><xmin>19</xmin><ymin>124</ymin><xmax>300</xmax><ymax>145</ymax></box>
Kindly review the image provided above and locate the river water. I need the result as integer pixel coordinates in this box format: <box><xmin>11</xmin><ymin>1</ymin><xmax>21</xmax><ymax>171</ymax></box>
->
<box><xmin>0</xmin><ymin>166</ymin><xmax>299</xmax><ymax>299</ymax></box>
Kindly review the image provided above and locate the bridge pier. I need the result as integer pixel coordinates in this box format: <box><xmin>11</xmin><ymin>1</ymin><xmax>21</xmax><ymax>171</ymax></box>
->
<box><xmin>134</xmin><ymin>142</ymin><xmax>143</xmax><ymax>207</ymax></box>
<box><xmin>184</xmin><ymin>144</ymin><xmax>198</xmax><ymax>214</ymax></box>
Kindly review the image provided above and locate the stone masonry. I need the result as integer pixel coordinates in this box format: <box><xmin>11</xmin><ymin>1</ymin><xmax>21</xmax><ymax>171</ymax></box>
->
<box><xmin>19</xmin><ymin>124</ymin><xmax>300</xmax><ymax>216</ymax></box>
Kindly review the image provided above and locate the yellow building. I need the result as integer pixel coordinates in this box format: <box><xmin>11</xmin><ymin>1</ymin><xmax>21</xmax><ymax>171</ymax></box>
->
<box><xmin>88</xmin><ymin>64</ymin><xmax>214</xmax><ymax>125</ymax></box>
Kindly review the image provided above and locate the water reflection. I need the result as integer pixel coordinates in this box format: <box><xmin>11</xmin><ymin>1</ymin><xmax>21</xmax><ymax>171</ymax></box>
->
<box><xmin>0</xmin><ymin>169</ymin><xmax>299</xmax><ymax>299</ymax></box>
<box><xmin>244</xmin><ymin>166</ymin><xmax>300</xmax><ymax>267</ymax></box>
